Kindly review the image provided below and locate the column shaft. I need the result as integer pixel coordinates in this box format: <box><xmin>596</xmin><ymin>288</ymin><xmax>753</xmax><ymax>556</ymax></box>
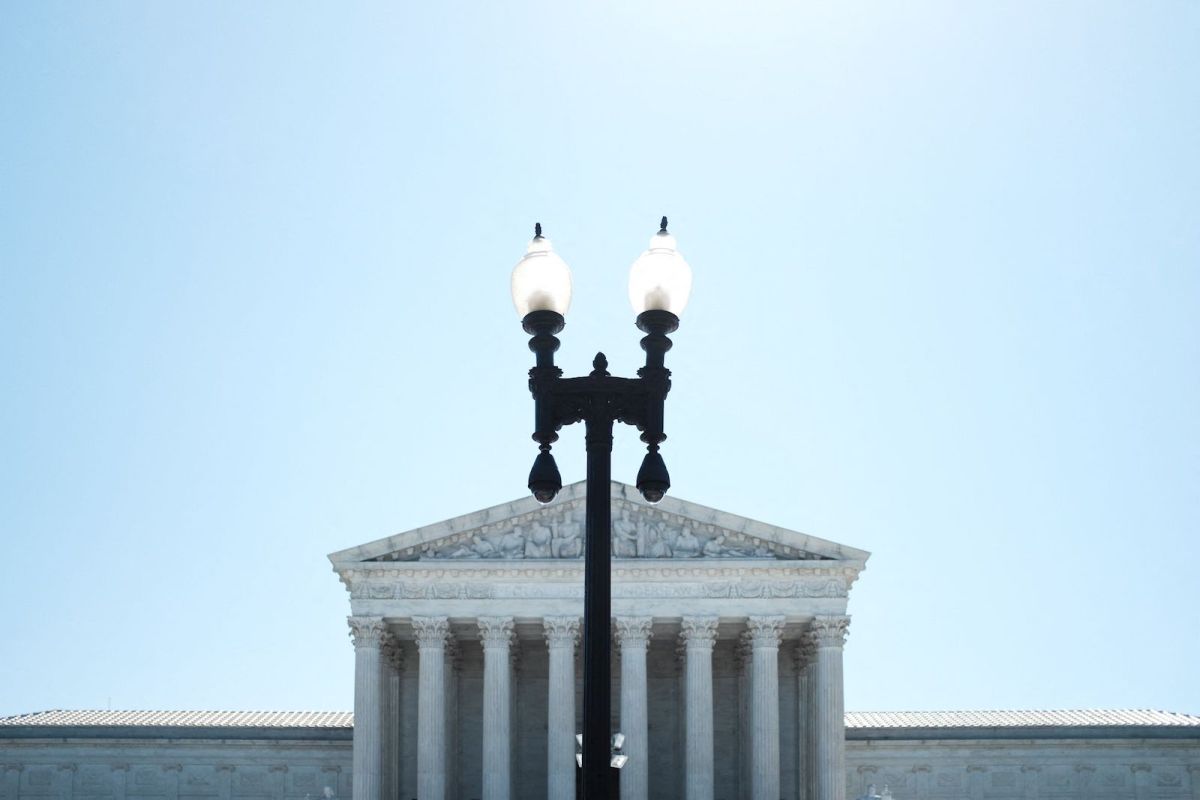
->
<box><xmin>544</xmin><ymin>617</ymin><xmax>581</xmax><ymax>800</ymax></box>
<box><xmin>737</xmin><ymin>632</ymin><xmax>753</xmax><ymax>798</ymax></box>
<box><xmin>479</xmin><ymin>617</ymin><xmax>515</xmax><ymax>800</ymax></box>
<box><xmin>349</xmin><ymin>617</ymin><xmax>387</xmax><ymax>800</ymax></box>
<box><xmin>681</xmin><ymin>617</ymin><xmax>718</xmax><ymax>800</ymax></box>
<box><xmin>794</xmin><ymin>641</ymin><xmax>815</xmax><ymax>800</ymax></box>
<box><xmin>616</xmin><ymin>617</ymin><xmax>653</xmax><ymax>800</ymax></box>
<box><xmin>811</xmin><ymin>616</ymin><xmax>849</xmax><ymax>800</ymax></box>
<box><xmin>382</xmin><ymin>637</ymin><xmax>403</xmax><ymax>800</ymax></box>
<box><xmin>748</xmin><ymin>616</ymin><xmax>784</xmax><ymax>800</ymax></box>
<box><xmin>413</xmin><ymin>617</ymin><xmax>450</xmax><ymax>800</ymax></box>
<box><xmin>445</xmin><ymin>642</ymin><xmax>460</xmax><ymax>800</ymax></box>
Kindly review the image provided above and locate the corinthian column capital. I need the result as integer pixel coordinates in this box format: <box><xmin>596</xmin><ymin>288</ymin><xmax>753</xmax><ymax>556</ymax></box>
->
<box><xmin>381</xmin><ymin>632</ymin><xmax>405</xmax><ymax>671</ymax></box>
<box><xmin>680</xmin><ymin>616</ymin><xmax>719</xmax><ymax>650</ymax></box>
<box><xmin>543</xmin><ymin>616</ymin><xmax>581</xmax><ymax>648</ymax></box>
<box><xmin>810</xmin><ymin>615</ymin><xmax>850</xmax><ymax>648</ymax></box>
<box><xmin>794</xmin><ymin>636</ymin><xmax>817</xmax><ymax>670</ymax></box>
<box><xmin>412</xmin><ymin>616</ymin><xmax>450</xmax><ymax>650</ymax></box>
<box><xmin>477</xmin><ymin>616</ymin><xmax>515</xmax><ymax>650</ymax></box>
<box><xmin>347</xmin><ymin>616</ymin><xmax>387</xmax><ymax>649</ymax></box>
<box><xmin>615</xmin><ymin>616</ymin><xmax>654</xmax><ymax>648</ymax></box>
<box><xmin>746</xmin><ymin>615</ymin><xmax>785</xmax><ymax>648</ymax></box>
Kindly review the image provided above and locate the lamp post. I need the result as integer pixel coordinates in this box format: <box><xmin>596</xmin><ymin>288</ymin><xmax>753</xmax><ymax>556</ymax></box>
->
<box><xmin>511</xmin><ymin>218</ymin><xmax>692</xmax><ymax>799</ymax></box>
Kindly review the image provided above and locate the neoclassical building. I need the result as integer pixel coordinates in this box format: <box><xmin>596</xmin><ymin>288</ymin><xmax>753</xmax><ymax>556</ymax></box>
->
<box><xmin>331</xmin><ymin>481</ymin><xmax>868</xmax><ymax>800</ymax></box>
<box><xmin>2</xmin><ymin>482</ymin><xmax>1199</xmax><ymax>800</ymax></box>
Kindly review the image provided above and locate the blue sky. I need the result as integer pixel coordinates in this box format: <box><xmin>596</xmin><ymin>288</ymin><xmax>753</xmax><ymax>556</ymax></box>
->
<box><xmin>1</xmin><ymin>2</ymin><xmax>1196</xmax><ymax>717</ymax></box>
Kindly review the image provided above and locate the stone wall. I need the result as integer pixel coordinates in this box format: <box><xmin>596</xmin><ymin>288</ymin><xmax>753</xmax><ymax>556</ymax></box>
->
<box><xmin>3</xmin><ymin>726</ymin><xmax>1198</xmax><ymax>800</ymax></box>
<box><xmin>845</xmin><ymin>738</ymin><xmax>1200</xmax><ymax>800</ymax></box>
<box><xmin>0</xmin><ymin>739</ymin><xmax>351</xmax><ymax>800</ymax></box>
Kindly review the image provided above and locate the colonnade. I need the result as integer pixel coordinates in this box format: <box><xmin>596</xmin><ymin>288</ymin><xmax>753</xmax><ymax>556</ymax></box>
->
<box><xmin>347</xmin><ymin>614</ymin><xmax>850</xmax><ymax>800</ymax></box>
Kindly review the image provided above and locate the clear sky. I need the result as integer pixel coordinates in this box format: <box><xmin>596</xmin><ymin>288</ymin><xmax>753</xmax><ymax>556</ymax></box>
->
<box><xmin>1</xmin><ymin>2</ymin><xmax>1197</xmax><ymax>718</ymax></box>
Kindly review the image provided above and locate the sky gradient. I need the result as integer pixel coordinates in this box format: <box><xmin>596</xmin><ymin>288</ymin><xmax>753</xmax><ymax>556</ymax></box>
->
<box><xmin>1</xmin><ymin>2</ymin><xmax>1197</xmax><ymax>717</ymax></box>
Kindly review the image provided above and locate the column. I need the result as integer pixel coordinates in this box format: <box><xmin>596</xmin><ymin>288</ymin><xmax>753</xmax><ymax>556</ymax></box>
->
<box><xmin>349</xmin><ymin>616</ymin><xmax>387</xmax><ymax>800</ymax></box>
<box><xmin>680</xmin><ymin>617</ymin><xmax>718</xmax><ymax>800</ymax></box>
<box><xmin>810</xmin><ymin>615</ymin><xmax>850</xmax><ymax>800</ymax></box>
<box><xmin>737</xmin><ymin>631</ymin><xmax>753</xmax><ymax>798</ymax></box>
<box><xmin>544</xmin><ymin>617</ymin><xmax>581</xmax><ymax>800</ymax></box>
<box><xmin>478</xmin><ymin>617</ymin><xmax>515</xmax><ymax>800</ymax></box>
<box><xmin>413</xmin><ymin>616</ymin><xmax>450</xmax><ymax>800</ymax></box>
<box><xmin>794</xmin><ymin>639</ymin><xmax>816</xmax><ymax>800</ymax></box>
<box><xmin>615</xmin><ymin>617</ymin><xmax>653</xmax><ymax>800</ymax></box>
<box><xmin>747</xmin><ymin>616</ymin><xmax>784</xmax><ymax>800</ymax></box>
<box><xmin>445</xmin><ymin>640</ymin><xmax>461</xmax><ymax>800</ymax></box>
<box><xmin>382</xmin><ymin>635</ymin><xmax>404</xmax><ymax>800</ymax></box>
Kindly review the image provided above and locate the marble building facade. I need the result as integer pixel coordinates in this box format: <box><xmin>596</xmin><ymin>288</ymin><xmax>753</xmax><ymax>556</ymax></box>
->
<box><xmin>331</xmin><ymin>481</ymin><xmax>869</xmax><ymax>800</ymax></box>
<box><xmin>3</xmin><ymin>482</ymin><xmax>1199</xmax><ymax>800</ymax></box>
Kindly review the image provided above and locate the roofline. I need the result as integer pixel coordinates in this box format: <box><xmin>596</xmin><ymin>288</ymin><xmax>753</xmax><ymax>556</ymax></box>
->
<box><xmin>0</xmin><ymin>726</ymin><xmax>352</xmax><ymax>742</ymax></box>
<box><xmin>847</xmin><ymin>725</ymin><xmax>1200</xmax><ymax>741</ymax></box>
<box><xmin>2</xmin><ymin>724</ymin><xmax>1194</xmax><ymax>744</ymax></box>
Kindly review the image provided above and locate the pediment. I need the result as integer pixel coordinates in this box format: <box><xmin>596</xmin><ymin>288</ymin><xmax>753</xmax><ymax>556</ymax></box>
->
<box><xmin>328</xmin><ymin>482</ymin><xmax>869</xmax><ymax>566</ymax></box>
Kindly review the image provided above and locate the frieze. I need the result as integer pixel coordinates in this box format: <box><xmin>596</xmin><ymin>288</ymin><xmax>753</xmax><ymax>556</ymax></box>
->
<box><xmin>363</xmin><ymin>577</ymin><xmax>848</xmax><ymax>601</ymax></box>
<box><xmin>365</xmin><ymin>497</ymin><xmax>831</xmax><ymax>563</ymax></box>
<box><xmin>343</xmin><ymin>564</ymin><xmax>856</xmax><ymax>597</ymax></box>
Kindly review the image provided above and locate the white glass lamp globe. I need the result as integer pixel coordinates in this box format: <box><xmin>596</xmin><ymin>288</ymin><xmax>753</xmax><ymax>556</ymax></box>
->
<box><xmin>628</xmin><ymin>223</ymin><xmax>692</xmax><ymax>316</ymax></box>
<box><xmin>511</xmin><ymin>227</ymin><xmax>572</xmax><ymax>318</ymax></box>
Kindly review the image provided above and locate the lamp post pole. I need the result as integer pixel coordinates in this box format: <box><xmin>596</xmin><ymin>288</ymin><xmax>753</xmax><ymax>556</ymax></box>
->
<box><xmin>512</xmin><ymin>219</ymin><xmax>691</xmax><ymax>800</ymax></box>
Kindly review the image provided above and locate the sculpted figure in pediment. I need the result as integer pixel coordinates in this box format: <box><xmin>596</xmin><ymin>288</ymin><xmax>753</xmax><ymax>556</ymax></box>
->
<box><xmin>499</xmin><ymin>526</ymin><xmax>526</xmax><ymax>559</ymax></box>
<box><xmin>612</xmin><ymin>509</ymin><xmax>640</xmax><ymax>558</ymax></box>
<box><xmin>470</xmin><ymin>534</ymin><xmax>497</xmax><ymax>558</ymax></box>
<box><xmin>443</xmin><ymin>536</ymin><xmax>480</xmax><ymax>558</ymax></box>
<box><xmin>672</xmin><ymin>525</ymin><xmax>701</xmax><ymax>558</ymax></box>
<box><xmin>644</xmin><ymin>518</ymin><xmax>673</xmax><ymax>557</ymax></box>
<box><xmin>703</xmin><ymin>532</ymin><xmax>749</xmax><ymax>558</ymax></box>
<box><xmin>552</xmin><ymin>522</ymin><xmax>581</xmax><ymax>558</ymax></box>
<box><xmin>524</xmin><ymin>520</ymin><xmax>552</xmax><ymax>558</ymax></box>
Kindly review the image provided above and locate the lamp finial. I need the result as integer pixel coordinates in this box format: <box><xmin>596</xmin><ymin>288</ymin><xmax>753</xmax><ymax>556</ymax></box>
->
<box><xmin>659</xmin><ymin>216</ymin><xmax>668</xmax><ymax>232</ymax></box>
<box><xmin>534</xmin><ymin>222</ymin><xmax>543</xmax><ymax>238</ymax></box>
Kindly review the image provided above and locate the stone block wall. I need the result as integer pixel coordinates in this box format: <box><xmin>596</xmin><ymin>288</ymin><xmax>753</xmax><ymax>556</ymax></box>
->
<box><xmin>4</xmin><ymin>725</ymin><xmax>1198</xmax><ymax>800</ymax></box>
<box><xmin>0</xmin><ymin>739</ymin><xmax>351</xmax><ymax>800</ymax></box>
<box><xmin>845</xmin><ymin>738</ymin><xmax>1200</xmax><ymax>799</ymax></box>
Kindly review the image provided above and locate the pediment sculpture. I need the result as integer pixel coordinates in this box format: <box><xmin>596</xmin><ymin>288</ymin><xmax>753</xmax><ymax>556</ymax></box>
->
<box><xmin>368</xmin><ymin>499</ymin><xmax>830</xmax><ymax>562</ymax></box>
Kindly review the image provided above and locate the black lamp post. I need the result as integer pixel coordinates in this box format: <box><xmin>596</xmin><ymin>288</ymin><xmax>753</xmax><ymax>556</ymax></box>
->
<box><xmin>510</xmin><ymin>218</ymin><xmax>692</xmax><ymax>800</ymax></box>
